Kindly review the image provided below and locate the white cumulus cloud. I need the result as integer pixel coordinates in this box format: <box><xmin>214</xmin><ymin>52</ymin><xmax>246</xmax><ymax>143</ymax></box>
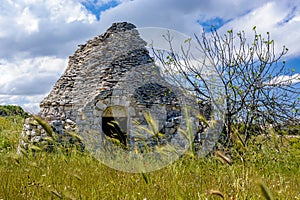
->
<box><xmin>220</xmin><ymin>1</ymin><xmax>300</xmax><ymax>57</ymax></box>
<box><xmin>0</xmin><ymin>57</ymin><xmax>67</xmax><ymax>95</ymax></box>
<box><xmin>266</xmin><ymin>74</ymin><xmax>300</xmax><ymax>86</ymax></box>
<box><xmin>1</xmin><ymin>0</ymin><xmax>300</xmax><ymax>113</ymax></box>
<box><xmin>0</xmin><ymin>0</ymin><xmax>103</xmax><ymax>112</ymax></box>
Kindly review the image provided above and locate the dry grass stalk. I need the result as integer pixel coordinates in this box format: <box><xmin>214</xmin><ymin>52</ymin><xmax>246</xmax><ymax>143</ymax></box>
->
<box><xmin>214</xmin><ymin>150</ymin><xmax>232</xmax><ymax>165</ymax></box>
<box><xmin>207</xmin><ymin>189</ymin><xmax>224</xmax><ymax>199</ymax></box>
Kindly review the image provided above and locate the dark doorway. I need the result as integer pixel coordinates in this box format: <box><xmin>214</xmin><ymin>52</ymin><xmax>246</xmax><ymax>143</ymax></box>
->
<box><xmin>102</xmin><ymin>106</ymin><xmax>128</xmax><ymax>147</ymax></box>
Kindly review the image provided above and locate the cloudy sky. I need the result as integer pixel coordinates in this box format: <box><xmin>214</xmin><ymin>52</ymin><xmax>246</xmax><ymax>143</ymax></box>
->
<box><xmin>0</xmin><ymin>0</ymin><xmax>300</xmax><ymax>113</ymax></box>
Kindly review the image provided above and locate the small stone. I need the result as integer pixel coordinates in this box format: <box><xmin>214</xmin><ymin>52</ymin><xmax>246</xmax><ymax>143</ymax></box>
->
<box><xmin>31</xmin><ymin>136</ymin><xmax>41</xmax><ymax>143</ymax></box>
<box><xmin>26</xmin><ymin>130</ymin><xmax>31</xmax><ymax>136</ymax></box>
<box><xmin>24</xmin><ymin>124</ymin><xmax>31</xmax><ymax>130</ymax></box>
<box><xmin>96</xmin><ymin>101</ymin><xmax>107</xmax><ymax>111</ymax></box>
<box><xmin>31</xmin><ymin>131</ymin><xmax>37</xmax><ymax>136</ymax></box>
<box><xmin>66</xmin><ymin>119</ymin><xmax>75</xmax><ymax>125</ymax></box>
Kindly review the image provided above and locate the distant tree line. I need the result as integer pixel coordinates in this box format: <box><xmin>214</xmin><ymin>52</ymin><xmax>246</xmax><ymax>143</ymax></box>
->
<box><xmin>0</xmin><ymin>105</ymin><xmax>29</xmax><ymax>118</ymax></box>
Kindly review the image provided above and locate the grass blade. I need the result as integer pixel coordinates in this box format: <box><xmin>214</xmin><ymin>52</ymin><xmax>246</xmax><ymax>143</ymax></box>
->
<box><xmin>207</xmin><ymin>190</ymin><xmax>224</xmax><ymax>199</ymax></box>
<box><xmin>259</xmin><ymin>180</ymin><xmax>274</xmax><ymax>200</ymax></box>
<box><xmin>141</xmin><ymin>173</ymin><xmax>149</xmax><ymax>184</ymax></box>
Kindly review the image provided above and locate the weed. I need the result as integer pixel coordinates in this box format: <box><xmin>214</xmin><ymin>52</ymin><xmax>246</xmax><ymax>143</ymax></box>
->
<box><xmin>0</xmin><ymin>116</ymin><xmax>299</xmax><ymax>199</ymax></box>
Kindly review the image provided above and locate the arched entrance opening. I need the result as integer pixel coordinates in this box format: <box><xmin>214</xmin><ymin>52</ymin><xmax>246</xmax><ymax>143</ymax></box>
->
<box><xmin>102</xmin><ymin>106</ymin><xmax>128</xmax><ymax>147</ymax></box>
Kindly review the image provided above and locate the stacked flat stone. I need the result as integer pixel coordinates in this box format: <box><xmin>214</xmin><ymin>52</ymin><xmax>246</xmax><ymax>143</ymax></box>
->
<box><xmin>18</xmin><ymin>22</ymin><xmax>214</xmax><ymax>154</ymax></box>
<box><xmin>39</xmin><ymin>22</ymin><xmax>148</xmax><ymax>121</ymax></box>
<box><xmin>17</xmin><ymin>116</ymin><xmax>83</xmax><ymax>154</ymax></box>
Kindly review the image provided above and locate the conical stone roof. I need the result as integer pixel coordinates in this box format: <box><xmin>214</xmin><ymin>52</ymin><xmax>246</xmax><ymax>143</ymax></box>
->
<box><xmin>40</xmin><ymin>22</ymin><xmax>155</xmax><ymax>121</ymax></box>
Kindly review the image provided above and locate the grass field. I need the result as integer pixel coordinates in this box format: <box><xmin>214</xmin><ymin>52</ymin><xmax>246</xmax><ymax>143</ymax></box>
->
<box><xmin>0</xmin><ymin>116</ymin><xmax>300</xmax><ymax>199</ymax></box>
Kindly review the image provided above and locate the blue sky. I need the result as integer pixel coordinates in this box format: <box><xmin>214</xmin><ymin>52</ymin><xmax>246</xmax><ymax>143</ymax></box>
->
<box><xmin>0</xmin><ymin>0</ymin><xmax>299</xmax><ymax>112</ymax></box>
<box><xmin>81</xmin><ymin>0</ymin><xmax>119</xmax><ymax>20</ymax></box>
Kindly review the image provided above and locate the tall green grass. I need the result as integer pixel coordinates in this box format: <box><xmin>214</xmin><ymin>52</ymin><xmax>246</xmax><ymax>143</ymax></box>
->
<box><xmin>0</xmin><ymin>116</ymin><xmax>24</xmax><ymax>152</ymax></box>
<box><xmin>0</xmin><ymin>116</ymin><xmax>300</xmax><ymax>199</ymax></box>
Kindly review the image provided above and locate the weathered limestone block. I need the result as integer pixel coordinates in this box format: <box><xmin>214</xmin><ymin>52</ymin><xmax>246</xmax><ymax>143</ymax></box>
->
<box><xmin>17</xmin><ymin>116</ymin><xmax>83</xmax><ymax>154</ymax></box>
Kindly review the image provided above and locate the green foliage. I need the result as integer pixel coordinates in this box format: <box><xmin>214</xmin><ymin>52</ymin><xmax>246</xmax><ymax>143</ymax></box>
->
<box><xmin>0</xmin><ymin>105</ymin><xmax>29</xmax><ymax>118</ymax></box>
<box><xmin>288</xmin><ymin>137</ymin><xmax>300</xmax><ymax>156</ymax></box>
<box><xmin>33</xmin><ymin>115</ymin><xmax>56</xmax><ymax>139</ymax></box>
<box><xmin>0</xmin><ymin>136</ymin><xmax>299</xmax><ymax>199</ymax></box>
<box><xmin>275</xmin><ymin>125</ymin><xmax>300</xmax><ymax>135</ymax></box>
<box><xmin>0</xmin><ymin>117</ymin><xmax>300</xmax><ymax>199</ymax></box>
<box><xmin>0</xmin><ymin>116</ymin><xmax>24</xmax><ymax>152</ymax></box>
<box><xmin>259</xmin><ymin>180</ymin><xmax>274</xmax><ymax>200</ymax></box>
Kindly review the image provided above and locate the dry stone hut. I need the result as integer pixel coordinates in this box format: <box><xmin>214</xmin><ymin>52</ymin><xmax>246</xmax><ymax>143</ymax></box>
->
<box><xmin>19</xmin><ymin>22</ymin><xmax>210</xmax><ymax>153</ymax></box>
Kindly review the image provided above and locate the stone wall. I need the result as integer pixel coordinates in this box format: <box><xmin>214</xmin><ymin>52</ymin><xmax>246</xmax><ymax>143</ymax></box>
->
<box><xmin>40</xmin><ymin>22</ymin><xmax>148</xmax><ymax>121</ymax></box>
<box><xmin>18</xmin><ymin>22</ymin><xmax>213</xmax><ymax>154</ymax></box>
<box><xmin>17</xmin><ymin>116</ymin><xmax>83</xmax><ymax>154</ymax></box>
